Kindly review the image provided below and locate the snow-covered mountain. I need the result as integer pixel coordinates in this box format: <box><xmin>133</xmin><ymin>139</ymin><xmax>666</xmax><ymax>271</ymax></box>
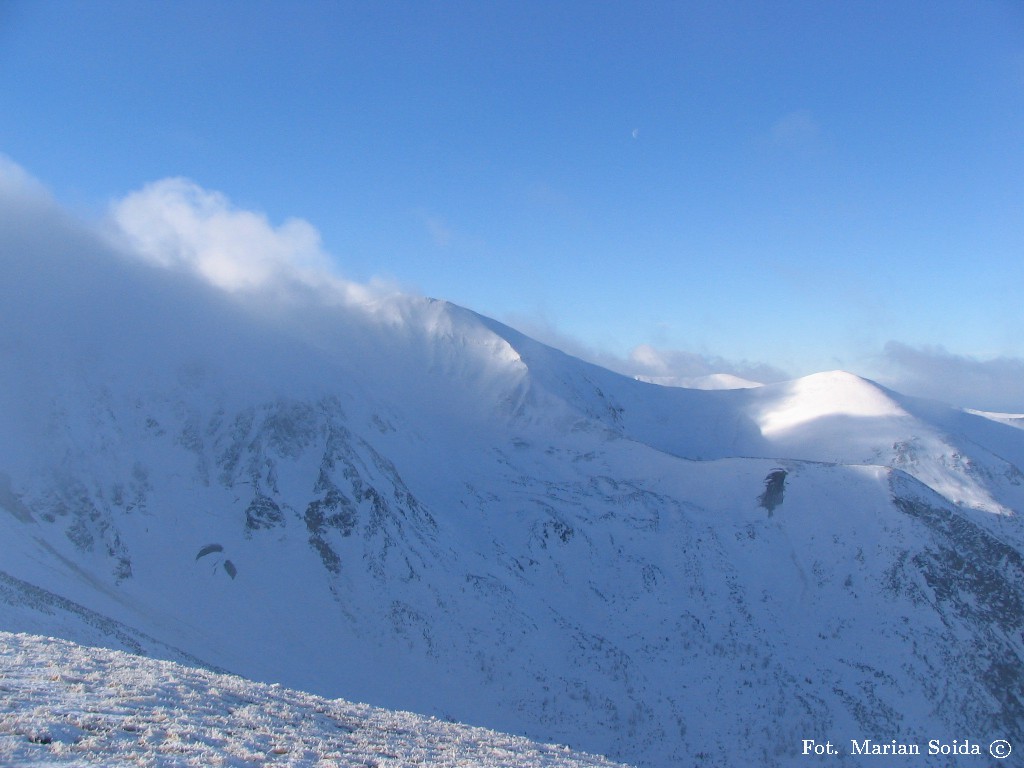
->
<box><xmin>2</xmin><ymin>184</ymin><xmax>1024</xmax><ymax>767</ymax></box>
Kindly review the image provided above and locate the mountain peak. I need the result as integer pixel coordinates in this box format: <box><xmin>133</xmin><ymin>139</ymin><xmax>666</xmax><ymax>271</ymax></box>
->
<box><xmin>754</xmin><ymin>369</ymin><xmax>906</xmax><ymax>437</ymax></box>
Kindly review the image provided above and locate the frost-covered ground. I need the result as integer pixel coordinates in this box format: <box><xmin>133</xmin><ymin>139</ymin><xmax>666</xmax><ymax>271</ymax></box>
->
<box><xmin>0</xmin><ymin>631</ymin><xmax>629</xmax><ymax>767</ymax></box>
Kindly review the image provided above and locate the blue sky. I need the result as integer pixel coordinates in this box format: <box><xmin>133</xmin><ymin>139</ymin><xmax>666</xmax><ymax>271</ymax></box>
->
<box><xmin>1</xmin><ymin>1</ymin><xmax>1022</xmax><ymax>408</ymax></box>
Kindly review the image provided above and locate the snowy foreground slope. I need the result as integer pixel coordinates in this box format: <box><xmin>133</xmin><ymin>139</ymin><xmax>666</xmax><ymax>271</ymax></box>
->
<box><xmin>0</xmin><ymin>631</ymin><xmax>628</xmax><ymax>767</ymax></box>
<box><xmin>2</xmin><ymin>186</ymin><xmax>1024</xmax><ymax>767</ymax></box>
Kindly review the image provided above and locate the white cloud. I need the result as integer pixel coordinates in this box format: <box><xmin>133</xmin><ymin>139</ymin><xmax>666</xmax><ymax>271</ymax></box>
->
<box><xmin>875</xmin><ymin>342</ymin><xmax>1024</xmax><ymax>412</ymax></box>
<box><xmin>626</xmin><ymin>343</ymin><xmax>789</xmax><ymax>385</ymax></box>
<box><xmin>108</xmin><ymin>178</ymin><xmax>362</xmax><ymax>299</ymax></box>
<box><xmin>502</xmin><ymin>312</ymin><xmax>790</xmax><ymax>387</ymax></box>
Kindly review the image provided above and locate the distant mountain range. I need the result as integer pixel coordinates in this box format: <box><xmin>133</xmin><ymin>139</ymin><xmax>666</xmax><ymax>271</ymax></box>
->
<box><xmin>2</xmin><ymin>183</ymin><xmax>1023</xmax><ymax>767</ymax></box>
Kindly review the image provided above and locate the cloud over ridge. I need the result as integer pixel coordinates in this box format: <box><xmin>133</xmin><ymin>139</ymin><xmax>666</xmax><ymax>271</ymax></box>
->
<box><xmin>108</xmin><ymin>177</ymin><xmax>364</xmax><ymax>301</ymax></box>
<box><xmin>3</xmin><ymin>154</ymin><xmax>1022</xmax><ymax>413</ymax></box>
<box><xmin>879</xmin><ymin>342</ymin><xmax>1024</xmax><ymax>414</ymax></box>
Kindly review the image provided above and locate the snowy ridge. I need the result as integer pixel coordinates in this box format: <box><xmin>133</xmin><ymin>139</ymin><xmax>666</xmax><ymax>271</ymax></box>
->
<box><xmin>967</xmin><ymin>409</ymin><xmax>1024</xmax><ymax>431</ymax></box>
<box><xmin>0</xmin><ymin>631</ymin><xmax>629</xmax><ymax>768</ymax></box>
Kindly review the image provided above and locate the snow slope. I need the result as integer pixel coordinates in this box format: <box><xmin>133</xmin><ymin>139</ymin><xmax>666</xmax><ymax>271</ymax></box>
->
<box><xmin>2</xmin><ymin>183</ymin><xmax>1024</xmax><ymax>767</ymax></box>
<box><xmin>0</xmin><ymin>631</ymin><xmax>629</xmax><ymax>767</ymax></box>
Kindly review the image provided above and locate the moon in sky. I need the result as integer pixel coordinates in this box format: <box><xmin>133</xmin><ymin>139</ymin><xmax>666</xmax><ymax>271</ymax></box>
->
<box><xmin>631</xmin><ymin>128</ymin><xmax>639</xmax><ymax>139</ymax></box>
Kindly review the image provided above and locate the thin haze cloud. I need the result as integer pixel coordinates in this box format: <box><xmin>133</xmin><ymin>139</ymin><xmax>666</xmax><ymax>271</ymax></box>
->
<box><xmin>503</xmin><ymin>312</ymin><xmax>791</xmax><ymax>386</ymax></box>
<box><xmin>627</xmin><ymin>344</ymin><xmax>790</xmax><ymax>386</ymax></box>
<box><xmin>876</xmin><ymin>342</ymin><xmax>1024</xmax><ymax>414</ymax></box>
